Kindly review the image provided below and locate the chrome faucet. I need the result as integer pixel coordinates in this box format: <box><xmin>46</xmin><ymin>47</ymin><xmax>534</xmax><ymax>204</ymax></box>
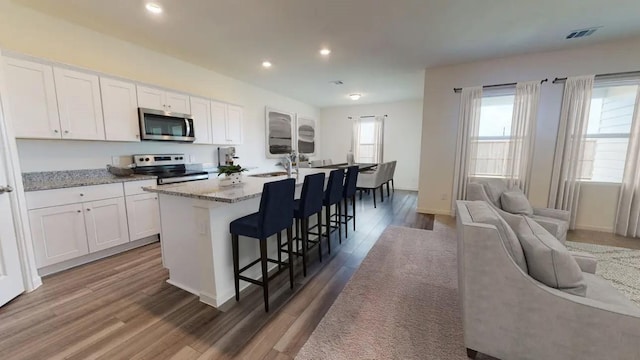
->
<box><xmin>281</xmin><ymin>155</ymin><xmax>293</xmax><ymax>178</ymax></box>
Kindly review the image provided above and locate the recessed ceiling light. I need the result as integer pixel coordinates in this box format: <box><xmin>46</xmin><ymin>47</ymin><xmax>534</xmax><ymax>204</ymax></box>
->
<box><xmin>320</xmin><ymin>48</ymin><xmax>331</xmax><ymax>56</ymax></box>
<box><xmin>262</xmin><ymin>61</ymin><xmax>272</xmax><ymax>68</ymax></box>
<box><xmin>349</xmin><ymin>93</ymin><xmax>362</xmax><ymax>101</ymax></box>
<box><xmin>145</xmin><ymin>3</ymin><xmax>163</xmax><ymax>14</ymax></box>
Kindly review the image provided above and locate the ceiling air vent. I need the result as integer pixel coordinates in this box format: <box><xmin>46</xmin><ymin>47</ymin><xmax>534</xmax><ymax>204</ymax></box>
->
<box><xmin>330</xmin><ymin>80</ymin><xmax>344</xmax><ymax>85</ymax></box>
<box><xmin>566</xmin><ymin>27</ymin><xmax>600</xmax><ymax>39</ymax></box>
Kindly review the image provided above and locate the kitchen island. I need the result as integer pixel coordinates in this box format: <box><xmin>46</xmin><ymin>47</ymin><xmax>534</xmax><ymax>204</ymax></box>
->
<box><xmin>143</xmin><ymin>168</ymin><xmax>332</xmax><ymax>308</ymax></box>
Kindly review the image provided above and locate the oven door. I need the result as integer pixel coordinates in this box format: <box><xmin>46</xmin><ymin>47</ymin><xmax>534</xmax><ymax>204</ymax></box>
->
<box><xmin>139</xmin><ymin>108</ymin><xmax>195</xmax><ymax>142</ymax></box>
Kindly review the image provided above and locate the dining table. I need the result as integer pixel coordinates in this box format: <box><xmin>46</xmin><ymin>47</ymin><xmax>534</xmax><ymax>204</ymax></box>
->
<box><xmin>314</xmin><ymin>163</ymin><xmax>377</xmax><ymax>172</ymax></box>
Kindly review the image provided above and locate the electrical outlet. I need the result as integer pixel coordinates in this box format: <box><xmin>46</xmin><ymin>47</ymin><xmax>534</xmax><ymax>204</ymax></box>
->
<box><xmin>189</xmin><ymin>154</ymin><xmax>196</xmax><ymax>163</ymax></box>
<box><xmin>440</xmin><ymin>193</ymin><xmax>448</xmax><ymax>201</ymax></box>
<box><xmin>111</xmin><ymin>156</ymin><xmax>120</xmax><ymax>166</ymax></box>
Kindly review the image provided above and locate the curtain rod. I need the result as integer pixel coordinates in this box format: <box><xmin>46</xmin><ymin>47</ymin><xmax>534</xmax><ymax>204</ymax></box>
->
<box><xmin>453</xmin><ymin>78</ymin><xmax>548</xmax><ymax>93</ymax></box>
<box><xmin>552</xmin><ymin>71</ymin><xmax>640</xmax><ymax>84</ymax></box>
<box><xmin>347</xmin><ymin>115</ymin><xmax>388</xmax><ymax>119</ymax></box>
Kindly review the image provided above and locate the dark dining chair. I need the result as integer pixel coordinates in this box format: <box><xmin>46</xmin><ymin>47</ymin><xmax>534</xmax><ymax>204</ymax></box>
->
<box><xmin>230</xmin><ymin>178</ymin><xmax>295</xmax><ymax>312</ymax></box>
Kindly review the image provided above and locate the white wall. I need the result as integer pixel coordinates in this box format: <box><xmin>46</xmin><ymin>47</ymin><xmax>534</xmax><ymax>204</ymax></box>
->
<box><xmin>0</xmin><ymin>0</ymin><xmax>319</xmax><ymax>172</ymax></box>
<box><xmin>320</xmin><ymin>100</ymin><xmax>423</xmax><ymax>191</ymax></box>
<box><xmin>418</xmin><ymin>36</ymin><xmax>640</xmax><ymax>231</ymax></box>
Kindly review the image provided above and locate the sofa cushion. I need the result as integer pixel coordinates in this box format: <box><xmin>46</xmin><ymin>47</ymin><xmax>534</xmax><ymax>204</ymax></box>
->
<box><xmin>501</xmin><ymin>190</ymin><xmax>534</xmax><ymax>215</ymax></box>
<box><xmin>465</xmin><ymin>201</ymin><xmax>528</xmax><ymax>272</ymax></box>
<box><xmin>479</xmin><ymin>179</ymin><xmax>508</xmax><ymax>208</ymax></box>
<box><xmin>514</xmin><ymin>217</ymin><xmax>587</xmax><ymax>296</ymax></box>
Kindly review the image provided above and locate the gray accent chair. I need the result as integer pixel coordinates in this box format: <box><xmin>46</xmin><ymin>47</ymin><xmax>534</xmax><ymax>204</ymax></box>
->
<box><xmin>456</xmin><ymin>200</ymin><xmax>640</xmax><ymax>360</ymax></box>
<box><xmin>466</xmin><ymin>179</ymin><xmax>570</xmax><ymax>243</ymax></box>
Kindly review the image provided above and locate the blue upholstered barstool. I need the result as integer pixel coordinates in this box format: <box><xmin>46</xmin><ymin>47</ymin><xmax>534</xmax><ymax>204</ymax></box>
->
<box><xmin>291</xmin><ymin>173</ymin><xmax>325</xmax><ymax>277</ymax></box>
<box><xmin>230</xmin><ymin>178</ymin><xmax>295</xmax><ymax>312</ymax></box>
<box><xmin>341</xmin><ymin>166</ymin><xmax>359</xmax><ymax>238</ymax></box>
<box><xmin>323</xmin><ymin>169</ymin><xmax>345</xmax><ymax>253</ymax></box>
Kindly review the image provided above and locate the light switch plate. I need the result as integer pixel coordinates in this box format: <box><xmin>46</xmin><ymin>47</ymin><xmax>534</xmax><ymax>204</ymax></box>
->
<box><xmin>189</xmin><ymin>154</ymin><xmax>196</xmax><ymax>163</ymax></box>
<box><xmin>111</xmin><ymin>156</ymin><xmax>120</xmax><ymax>166</ymax></box>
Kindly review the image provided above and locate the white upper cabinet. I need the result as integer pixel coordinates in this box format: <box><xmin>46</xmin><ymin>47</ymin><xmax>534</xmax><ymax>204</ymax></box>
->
<box><xmin>3</xmin><ymin>58</ymin><xmax>61</xmax><ymax>139</ymax></box>
<box><xmin>226</xmin><ymin>104</ymin><xmax>244</xmax><ymax>144</ymax></box>
<box><xmin>100</xmin><ymin>77</ymin><xmax>140</xmax><ymax>142</ymax></box>
<box><xmin>136</xmin><ymin>85</ymin><xmax>165</xmax><ymax>111</ymax></box>
<box><xmin>211</xmin><ymin>101</ymin><xmax>227</xmax><ymax>144</ymax></box>
<box><xmin>211</xmin><ymin>101</ymin><xmax>243</xmax><ymax>145</ymax></box>
<box><xmin>165</xmin><ymin>92</ymin><xmax>190</xmax><ymax>114</ymax></box>
<box><xmin>190</xmin><ymin>96</ymin><xmax>212</xmax><ymax>144</ymax></box>
<box><xmin>53</xmin><ymin>68</ymin><xmax>105</xmax><ymax>140</ymax></box>
<box><xmin>136</xmin><ymin>85</ymin><xmax>190</xmax><ymax>114</ymax></box>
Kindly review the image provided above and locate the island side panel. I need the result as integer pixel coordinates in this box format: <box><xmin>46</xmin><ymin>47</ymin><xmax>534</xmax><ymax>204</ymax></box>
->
<box><xmin>158</xmin><ymin>193</ymin><xmax>203</xmax><ymax>296</ymax></box>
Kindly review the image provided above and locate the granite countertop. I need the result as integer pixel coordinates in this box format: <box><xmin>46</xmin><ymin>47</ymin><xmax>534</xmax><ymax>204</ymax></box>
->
<box><xmin>23</xmin><ymin>169</ymin><xmax>157</xmax><ymax>192</ymax></box>
<box><xmin>144</xmin><ymin>168</ymin><xmax>332</xmax><ymax>203</ymax></box>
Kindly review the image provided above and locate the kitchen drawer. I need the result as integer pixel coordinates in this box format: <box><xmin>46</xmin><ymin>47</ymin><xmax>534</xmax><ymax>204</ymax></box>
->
<box><xmin>124</xmin><ymin>179</ymin><xmax>157</xmax><ymax>196</ymax></box>
<box><xmin>26</xmin><ymin>183</ymin><xmax>124</xmax><ymax>209</ymax></box>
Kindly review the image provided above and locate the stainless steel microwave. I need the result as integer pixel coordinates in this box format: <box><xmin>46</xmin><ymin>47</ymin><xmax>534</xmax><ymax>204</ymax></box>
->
<box><xmin>138</xmin><ymin>108</ymin><xmax>195</xmax><ymax>142</ymax></box>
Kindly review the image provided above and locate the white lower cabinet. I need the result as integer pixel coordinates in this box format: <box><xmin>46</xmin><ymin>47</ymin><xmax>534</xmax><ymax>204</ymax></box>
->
<box><xmin>27</xmin><ymin>181</ymin><xmax>160</xmax><ymax>269</ymax></box>
<box><xmin>29</xmin><ymin>203</ymin><xmax>89</xmax><ymax>267</ymax></box>
<box><xmin>84</xmin><ymin>197</ymin><xmax>130</xmax><ymax>252</ymax></box>
<box><xmin>126</xmin><ymin>193</ymin><xmax>160</xmax><ymax>241</ymax></box>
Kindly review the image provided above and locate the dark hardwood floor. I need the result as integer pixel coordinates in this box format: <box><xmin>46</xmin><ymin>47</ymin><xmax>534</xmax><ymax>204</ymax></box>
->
<box><xmin>0</xmin><ymin>190</ymin><xmax>432</xmax><ymax>360</ymax></box>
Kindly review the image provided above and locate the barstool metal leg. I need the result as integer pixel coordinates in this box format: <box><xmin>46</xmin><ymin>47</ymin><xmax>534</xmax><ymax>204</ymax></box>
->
<box><xmin>295</xmin><ymin>218</ymin><xmax>300</xmax><ymax>253</ymax></box>
<box><xmin>232</xmin><ymin>234</ymin><xmax>240</xmax><ymax>301</ymax></box>
<box><xmin>344</xmin><ymin>198</ymin><xmax>349</xmax><ymax>238</ymax></box>
<box><xmin>287</xmin><ymin>226</ymin><xmax>294</xmax><ymax>289</ymax></box>
<box><xmin>317</xmin><ymin>212</ymin><xmax>323</xmax><ymax>262</ymax></box>
<box><xmin>373</xmin><ymin>189</ymin><xmax>377</xmax><ymax>208</ymax></box>
<box><xmin>380</xmin><ymin>186</ymin><xmax>384</xmax><ymax>203</ymax></box>
<box><xmin>259</xmin><ymin>238</ymin><xmax>269</xmax><ymax>312</ymax></box>
<box><xmin>352</xmin><ymin>195</ymin><xmax>356</xmax><ymax>231</ymax></box>
<box><xmin>276</xmin><ymin>232</ymin><xmax>282</xmax><ymax>271</ymax></box>
<box><xmin>302</xmin><ymin>218</ymin><xmax>308</xmax><ymax>277</ymax></box>
<box><xmin>325</xmin><ymin>205</ymin><xmax>331</xmax><ymax>254</ymax></box>
<box><xmin>337</xmin><ymin>203</ymin><xmax>342</xmax><ymax>244</ymax></box>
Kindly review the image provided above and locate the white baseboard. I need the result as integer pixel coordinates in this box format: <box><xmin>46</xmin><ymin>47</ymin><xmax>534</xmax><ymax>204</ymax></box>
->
<box><xmin>417</xmin><ymin>207</ymin><xmax>452</xmax><ymax>216</ymax></box>
<box><xmin>574</xmin><ymin>224</ymin><xmax>614</xmax><ymax>233</ymax></box>
<box><xmin>38</xmin><ymin>236</ymin><xmax>159</xmax><ymax>277</ymax></box>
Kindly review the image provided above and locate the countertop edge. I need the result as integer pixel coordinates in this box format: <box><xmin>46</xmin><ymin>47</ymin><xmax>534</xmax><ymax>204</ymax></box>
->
<box><xmin>23</xmin><ymin>175</ymin><xmax>158</xmax><ymax>192</ymax></box>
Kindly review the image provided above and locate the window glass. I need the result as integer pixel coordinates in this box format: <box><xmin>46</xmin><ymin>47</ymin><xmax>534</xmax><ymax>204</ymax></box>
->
<box><xmin>469</xmin><ymin>93</ymin><xmax>515</xmax><ymax>177</ymax></box>
<box><xmin>580</xmin><ymin>84</ymin><xmax>638</xmax><ymax>183</ymax></box>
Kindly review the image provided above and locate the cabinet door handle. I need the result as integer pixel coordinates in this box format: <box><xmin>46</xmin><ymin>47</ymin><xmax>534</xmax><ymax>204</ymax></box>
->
<box><xmin>80</xmin><ymin>193</ymin><xmax>84</xmax><ymax>197</ymax></box>
<box><xmin>86</xmin><ymin>208</ymin><xmax>91</xmax><ymax>212</ymax></box>
<box><xmin>54</xmin><ymin>129</ymin><xmax>59</xmax><ymax>133</ymax></box>
<box><xmin>77</xmin><ymin>210</ymin><xmax>81</xmax><ymax>213</ymax></box>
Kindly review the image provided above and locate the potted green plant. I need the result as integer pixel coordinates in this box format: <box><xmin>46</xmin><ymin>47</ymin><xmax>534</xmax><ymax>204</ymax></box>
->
<box><xmin>217</xmin><ymin>164</ymin><xmax>247</xmax><ymax>186</ymax></box>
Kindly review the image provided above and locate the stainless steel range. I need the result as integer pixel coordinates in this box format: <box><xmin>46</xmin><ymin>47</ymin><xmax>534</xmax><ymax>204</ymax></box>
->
<box><xmin>133</xmin><ymin>154</ymin><xmax>209</xmax><ymax>185</ymax></box>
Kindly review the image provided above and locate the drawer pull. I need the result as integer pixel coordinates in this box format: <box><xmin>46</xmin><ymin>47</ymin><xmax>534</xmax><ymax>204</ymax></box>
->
<box><xmin>86</xmin><ymin>208</ymin><xmax>91</xmax><ymax>212</ymax></box>
<box><xmin>80</xmin><ymin>193</ymin><xmax>84</xmax><ymax>197</ymax></box>
<box><xmin>77</xmin><ymin>210</ymin><xmax>81</xmax><ymax>213</ymax></box>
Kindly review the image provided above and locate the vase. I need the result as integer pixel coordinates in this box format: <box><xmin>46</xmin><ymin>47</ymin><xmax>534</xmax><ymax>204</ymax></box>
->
<box><xmin>228</xmin><ymin>172</ymin><xmax>242</xmax><ymax>184</ymax></box>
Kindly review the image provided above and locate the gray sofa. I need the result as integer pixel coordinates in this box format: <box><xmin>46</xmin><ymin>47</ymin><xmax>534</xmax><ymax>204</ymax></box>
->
<box><xmin>466</xmin><ymin>179</ymin><xmax>570</xmax><ymax>243</ymax></box>
<box><xmin>456</xmin><ymin>200</ymin><xmax>640</xmax><ymax>360</ymax></box>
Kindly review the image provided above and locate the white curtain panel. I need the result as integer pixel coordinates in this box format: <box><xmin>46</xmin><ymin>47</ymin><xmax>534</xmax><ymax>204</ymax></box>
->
<box><xmin>548</xmin><ymin>75</ymin><xmax>595</xmax><ymax>229</ymax></box>
<box><xmin>452</xmin><ymin>86</ymin><xmax>482</xmax><ymax>213</ymax></box>
<box><xmin>372</xmin><ymin>116</ymin><xmax>385</xmax><ymax>163</ymax></box>
<box><xmin>351</xmin><ymin>117</ymin><xmax>361</xmax><ymax>160</ymax></box>
<box><xmin>506</xmin><ymin>81</ymin><xmax>540</xmax><ymax>195</ymax></box>
<box><xmin>615</xmin><ymin>86</ymin><xmax>640</xmax><ymax>237</ymax></box>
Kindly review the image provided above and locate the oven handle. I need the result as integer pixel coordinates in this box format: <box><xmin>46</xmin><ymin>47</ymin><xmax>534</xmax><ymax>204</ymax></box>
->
<box><xmin>185</xmin><ymin>118</ymin><xmax>192</xmax><ymax>138</ymax></box>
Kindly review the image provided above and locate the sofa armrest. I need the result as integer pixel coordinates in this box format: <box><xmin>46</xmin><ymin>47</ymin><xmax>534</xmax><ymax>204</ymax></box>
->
<box><xmin>569</xmin><ymin>251</ymin><xmax>597</xmax><ymax>274</ymax></box>
<box><xmin>533</xmin><ymin>207</ymin><xmax>570</xmax><ymax>222</ymax></box>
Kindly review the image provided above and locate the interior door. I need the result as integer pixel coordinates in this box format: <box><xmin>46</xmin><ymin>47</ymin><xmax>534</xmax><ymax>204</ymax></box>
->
<box><xmin>0</xmin><ymin>111</ymin><xmax>25</xmax><ymax>307</ymax></box>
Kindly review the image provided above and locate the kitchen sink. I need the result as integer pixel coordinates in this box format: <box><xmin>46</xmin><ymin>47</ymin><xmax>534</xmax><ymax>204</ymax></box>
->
<box><xmin>249</xmin><ymin>171</ymin><xmax>290</xmax><ymax>178</ymax></box>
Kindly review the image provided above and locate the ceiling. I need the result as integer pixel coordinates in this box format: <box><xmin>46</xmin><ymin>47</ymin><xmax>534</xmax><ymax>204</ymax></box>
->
<box><xmin>14</xmin><ymin>0</ymin><xmax>640</xmax><ymax>107</ymax></box>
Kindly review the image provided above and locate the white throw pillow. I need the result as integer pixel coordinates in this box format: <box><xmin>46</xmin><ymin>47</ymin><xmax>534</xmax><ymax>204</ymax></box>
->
<box><xmin>501</xmin><ymin>190</ymin><xmax>534</xmax><ymax>216</ymax></box>
<box><xmin>514</xmin><ymin>217</ymin><xmax>587</xmax><ymax>297</ymax></box>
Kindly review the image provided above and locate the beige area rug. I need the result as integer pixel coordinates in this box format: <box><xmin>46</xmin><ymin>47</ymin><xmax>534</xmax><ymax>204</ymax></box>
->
<box><xmin>566</xmin><ymin>241</ymin><xmax>640</xmax><ymax>305</ymax></box>
<box><xmin>296</xmin><ymin>220</ymin><xmax>494</xmax><ymax>360</ymax></box>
